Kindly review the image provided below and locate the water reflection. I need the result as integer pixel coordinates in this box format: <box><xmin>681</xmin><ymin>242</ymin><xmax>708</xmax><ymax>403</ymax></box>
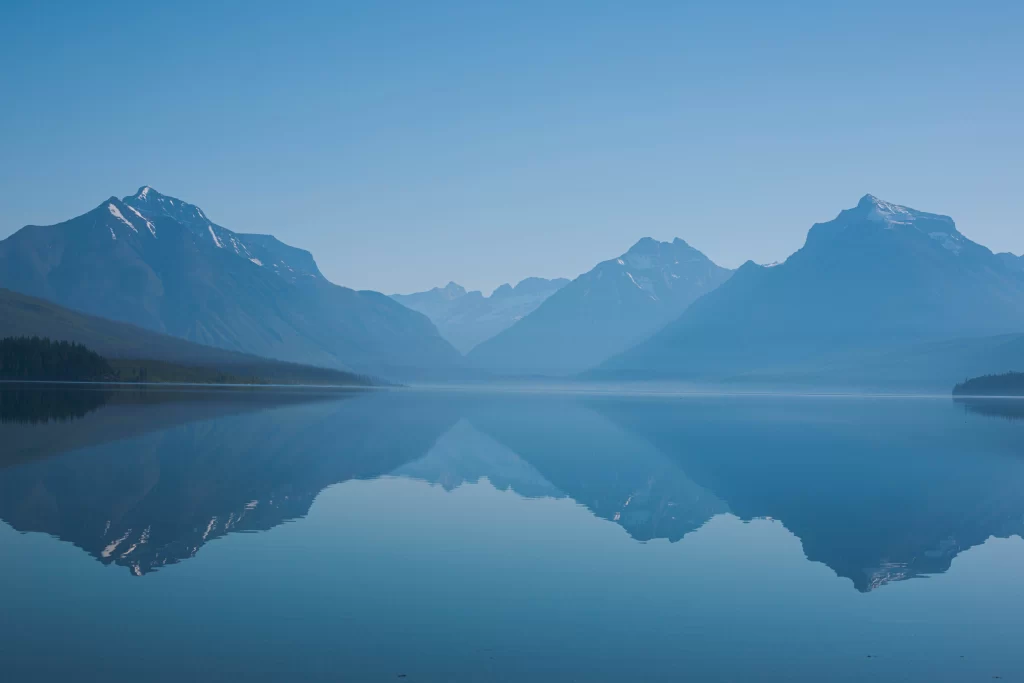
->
<box><xmin>587</xmin><ymin>395</ymin><xmax>1024</xmax><ymax>591</ymax></box>
<box><xmin>0</xmin><ymin>386</ymin><xmax>1022</xmax><ymax>593</ymax></box>
<box><xmin>956</xmin><ymin>396</ymin><xmax>1024</xmax><ymax>421</ymax></box>
<box><xmin>0</xmin><ymin>384</ymin><xmax>111</xmax><ymax>424</ymax></box>
<box><xmin>463</xmin><ymin>398</ymin><xmax>729</xmax><ymax>543</ymax></box>
<box><xmin>0</xmin><ymin>387</ymin><xmax>458</xmax><ymax>575</ymax></box>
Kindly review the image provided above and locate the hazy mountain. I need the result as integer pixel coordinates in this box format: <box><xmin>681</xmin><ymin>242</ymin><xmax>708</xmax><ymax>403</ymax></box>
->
<box><xmin>392</xmin><ymin>277</ymin><xmax>569</xmax><ymax>353</ymax></box>
<box><xmin>467</xmin><ymin>397</ymin><xmax>729</xmax><ymax>543</ymax></box>
<box><xmin>0</xmin><ymin>288</ymin><xmax>370</xmax><ymax>385</ymax></box>
<box><xmin>392</xmin><ymin>418</ymin><xmax>563</xmax><ymax>498</ymax></box>
<box><xmin>997</xmin><ymin>251</ymin><xmax>1024</xmax><ymax>271</ymax></box>
<box><xmin>466</xmin><ymin>238</ymin><xmax>732</xmax><ymax>376</ymax></box>
<box><xmin>0</xmin><ymin>187</ymin><xmax>461</xmax><ymax>379</ymax></box>
<box><xmin>596</xmin><ymin>195</ymin><xmax>1024</xmax><ymax>384</ymax></box>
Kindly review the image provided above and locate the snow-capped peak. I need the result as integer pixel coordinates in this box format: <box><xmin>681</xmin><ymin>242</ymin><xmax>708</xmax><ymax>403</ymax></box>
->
<box><xmin>854</xmin><ymin>193</ymin><xmax>961</xmax><ymax>238</ymax></box>
<box><xmin>129</xmin><ymin>185</ymin><xmax>167</xmax><ymax>204</ymax></box>
<box><xmin>124</xmin><ymin>186</ymin><xmax>211</xmax><ymax>228</ymax></box>
<box><xmin>802</xmin><ymin>194</ymin><xmax>968</xmax><ymax>256</ymax></box>
<box><xmin>859</xmin><ymin>194</ymin><xmax>916</xmax><ymax>227</ymax></box>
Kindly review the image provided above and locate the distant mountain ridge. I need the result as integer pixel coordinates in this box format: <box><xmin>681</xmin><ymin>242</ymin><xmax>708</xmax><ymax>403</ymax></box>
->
<box><xmin>0</xmin><ymin>187</ymin><xmax>462</xmax><ymax>379</ymax></box>
<box><xmin>997</xmin><ymin>252</ymin><xmax>1024</xmax><ymax>271</ymax></box>
<box><xmin>392</xmin><ymin>277</ymin><xmax>570</xmax><ymax>353</ymax></box>
<box><xmin>467</xmin><ymin>237</ymin><xmax>732</xmax><ymax>375</ymax></box>
<box><xmin>595</xmin><ymin>195</ymin><xmax>1024</xmax><ymax>383</ymax></box>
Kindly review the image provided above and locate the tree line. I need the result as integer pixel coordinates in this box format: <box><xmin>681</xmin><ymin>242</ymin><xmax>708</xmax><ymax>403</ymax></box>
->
<box><xmin>0</xmin><ymin>335</ymin><xmax>372</xmax><ymax>386</ymax></box>
<box><xmin>0</xmin><ymin>336</ymin><xmax>114</xmax><ymax>381</ymax></box>
<box><xmin>953</xmin><ymin>372</ymin><xmax>1024</xmax><ymax>397</ymax></box>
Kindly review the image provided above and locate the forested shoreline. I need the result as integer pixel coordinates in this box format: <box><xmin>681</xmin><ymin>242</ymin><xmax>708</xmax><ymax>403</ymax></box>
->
<box><xmin>0</xmin><ymin>337</ymin><xmax>114</xmax><ymax>381</ymax></box>
<box><xmin>953</xmin><ymin>372</ymin><xmax>1024</xmax><ymax>397</ymax></box>
<box><xmin>0</xmin><ymin>336</ymin><xmax>372</xmax><ymax>386</ymax></box>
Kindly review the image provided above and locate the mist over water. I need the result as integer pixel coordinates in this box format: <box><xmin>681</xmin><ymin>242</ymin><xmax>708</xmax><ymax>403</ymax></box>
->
<box><xmin>1</xmin><ymin>385</ymin><xmax>1023</xmax><ymax>682</ymax></box>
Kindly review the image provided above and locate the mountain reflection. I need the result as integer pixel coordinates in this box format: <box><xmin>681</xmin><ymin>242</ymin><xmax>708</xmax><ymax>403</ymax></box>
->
<box><xmin>0</xmin><ymin>387</ymin><xmax>460</xmax><ymax>575</ymax></box>
<box><xmin>463</xmin><ymin>398</ymin><xmax>729</xmax><ymax>543</ymax></box>
<box><xmin>587</xmin><ymin>395</ymin><xmax>1024</xmax><ymax>591</ymax></box>
<box><xmin>0</xmin><ymin>386</ymin><xmax>1022</xmax><ymax>592</ymax></box>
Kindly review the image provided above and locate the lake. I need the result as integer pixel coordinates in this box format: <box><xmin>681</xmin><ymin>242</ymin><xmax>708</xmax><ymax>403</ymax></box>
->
<box><xmin>1</xmin><ymin>384</ymin><xmax>1023</xmax><ymax>682</ymax></box>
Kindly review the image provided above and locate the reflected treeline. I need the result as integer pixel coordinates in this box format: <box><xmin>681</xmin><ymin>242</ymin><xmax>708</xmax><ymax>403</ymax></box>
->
<box><xmin>0</xmin><ymin>384</ymin><xmax>367</xmax><ymax>469</ymax></box>
<box><xmin>955</xmin><ymin>397</ymin><xmax>1024</xmax><ymax>422</ymax></box>
<box><xmin>1</xmin><ymin>386</ymin><xmax>1023</xmax><ymax>592</ymax></box>
<box><xmin>0</xmin><ymin>384</ymin><xmax>111</xmax><ymax>423</ymax></box>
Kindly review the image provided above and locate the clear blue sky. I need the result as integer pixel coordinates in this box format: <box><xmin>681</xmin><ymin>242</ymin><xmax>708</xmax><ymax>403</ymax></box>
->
<box><xmin>2</xmin><ymin>1</ymin><xmax>1021</xmax><ymax>294</ymax></box>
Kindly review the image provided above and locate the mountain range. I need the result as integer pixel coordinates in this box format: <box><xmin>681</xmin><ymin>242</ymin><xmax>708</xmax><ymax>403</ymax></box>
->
<box><xmin>2</xmin><ymin>188</ymin><xmax>1023</xmax><ymax>387</ymax></box>
<box><xmin>467</xmin><ymin>237</ymin><xmax>733</xmax><ymax>375</ymax></box>
<box><xmin>594</xmin><ymin>195</ymin><xmax>1024</xmax><ymax>385</ymax></box>
<box><xmin>391</xmin><ymin>277</ymin><xmax>569</xmax><ymax>353</ymax></box>
<box><xmin>0</xmin><ymin>187</ymin><xmax>461</xmax><ymax>379</ymax></box>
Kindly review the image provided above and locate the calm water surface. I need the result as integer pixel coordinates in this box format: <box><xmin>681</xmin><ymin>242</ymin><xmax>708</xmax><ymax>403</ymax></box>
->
<box><xmin>1</xmin><ymin>384</ymin><xmax>1023</xmax><ymax>682</ymax></box>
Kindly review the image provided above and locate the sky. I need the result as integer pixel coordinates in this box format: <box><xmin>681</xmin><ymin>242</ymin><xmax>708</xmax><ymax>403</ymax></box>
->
<box><xmin>1</xmin><ymin>1</ymin><xmax>1022</xmax><ymax>295</ymax></box>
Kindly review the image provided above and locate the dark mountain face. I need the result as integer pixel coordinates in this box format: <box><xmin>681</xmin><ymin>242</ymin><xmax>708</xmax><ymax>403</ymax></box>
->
<box><xmin>466</xmin><ymin>237</ymin><xmax>732</xmax><ymax>376</ymax></box>
<box><xmin>0</xmin><ymin>288</ymin><xmax>371</xmax><ymax>386</ymax></box>
<box><xmin>391</xmin><ymin>277</ymin><xmax>570</xmax><ymax>354</ymax></box>
<box><xmin>597</xmin><ymin>195</ymin><xmax>1024</xmax><ymax>381</ymax></box>
<box><xmin>0</xmin><ymin>187</ymin><xmax>461</xmax><ymax>379</ymax></box>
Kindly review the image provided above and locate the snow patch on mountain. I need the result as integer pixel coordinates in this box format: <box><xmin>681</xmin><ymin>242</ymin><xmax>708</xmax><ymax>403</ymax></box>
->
<box><xmin>625</xmin><ymin>271</ymin><xmax>658</xmax><ymax>299</ymax></box>
<box><xmin>108</xmin><ymin>203</ymin><xmax>138</xmax><ymax>233</ymax></box>
<box><xmin>125</xmin><ymin>204</ymin><xmax>156</xmax><ymax>237</ymax></box>
<box><xmin>857</xmin><ymin>194</ymin><xmax>960</xmax><ymax>239</ymax></box>
<box><xmin>207</xmin><ymin>225</ymin><xmax>223</xmax><ymax>248</ymax></box>
<box><xmin>864</xmin><ymin>195</ymin><xmax>915</xmax><ymax>228</ymax></box>
<box><xmin>930</xmin><ymin>232</ymin><xmax>963</xmax><ymax>254</ymax></box>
